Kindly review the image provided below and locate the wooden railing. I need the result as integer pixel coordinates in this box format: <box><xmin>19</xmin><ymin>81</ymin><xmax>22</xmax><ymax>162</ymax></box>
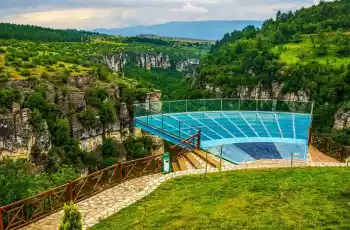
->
<box><xmin>169</xmin><ymin>131</ymin><xmax>201</xmax><ymax>160</ymax></box>
<box><xmin>309</xmin><ymin>127</ymin><xmax>350</xmax><ymax>162</ymax></box>
<box><xmin>0</xmin><ymin>154</ymin><xmax>162</xmax><ymax>230</ymax></box>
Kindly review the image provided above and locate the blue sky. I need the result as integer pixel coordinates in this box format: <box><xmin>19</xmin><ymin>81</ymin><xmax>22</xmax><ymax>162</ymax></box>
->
<box><xmin>0</xmin><ymin>0</ymin><xmax>321</xmax><ymax>29</ymax></box>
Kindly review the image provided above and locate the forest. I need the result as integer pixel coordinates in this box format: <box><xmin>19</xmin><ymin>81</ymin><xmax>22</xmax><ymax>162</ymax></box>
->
<box><xmin>194</xmin><ymin>0</ymin><xmax>350</xmax><ymax>144</ymax></box>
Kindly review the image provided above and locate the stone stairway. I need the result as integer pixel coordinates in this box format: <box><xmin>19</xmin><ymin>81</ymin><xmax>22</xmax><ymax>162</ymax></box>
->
<box><xmin>171</xmin><ymin>149</ymin><xmax>232</xmax><ymax>172</ymax></box>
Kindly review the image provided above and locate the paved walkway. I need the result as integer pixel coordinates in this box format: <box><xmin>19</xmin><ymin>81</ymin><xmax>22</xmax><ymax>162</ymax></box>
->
<box><xmin>22</xmin><ymin>159</ymin><xmax>346</xmax><ymax>230</ymax></box>
<box><xmin>309</xmin><ymin>145</ymin><xmax>341</xmax><ymax>163</ymax></box>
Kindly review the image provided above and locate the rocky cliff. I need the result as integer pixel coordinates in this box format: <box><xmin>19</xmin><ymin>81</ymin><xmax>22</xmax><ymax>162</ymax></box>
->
<box><xmin>206</xmin><ymin>81</ymin><xmax>309</xmax><ymax>102</ymax></box>
<box><xmin>333</xmin><ymin>108</ymin><xmax>350</xmax><ymax>130</ymax></box>
<box><xmin>103</xmin><ymin>52</ymin><xmax>200</xmax><ymax>74</ymax></box>
<box><xmin>0</xmin><ymin>74</ymin><xmax>162</xmax><ymax>159</ymax></box>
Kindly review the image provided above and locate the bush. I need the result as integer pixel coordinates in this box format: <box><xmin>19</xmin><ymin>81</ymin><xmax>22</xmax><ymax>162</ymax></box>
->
<box><xmin>77</xmin><ymin>107</ymin><xmax>99</xmax><ymax>129</ymax></box>
<box><xmin>102</xmin><ymin>138</ymin><xmax>117</xmax><ymax>157</ymax></box>
<box><xmin>21</xmin><ymin>62</ymin><xmax>35</xmax><ymax>69</ymax></box>
<box><xmin>59</xmin><ymin>202</ymin><xmax>82</xmax><ymax>230</ymax></box>
<box><xmin>20</xmin><ymin>69</ymin><xmax>30</xmax><ymax>76</ymax></box>
<box><xmin>123</xmin><ymin>137</ymin><xmax>153</xmax><ymax>160</ymax></box>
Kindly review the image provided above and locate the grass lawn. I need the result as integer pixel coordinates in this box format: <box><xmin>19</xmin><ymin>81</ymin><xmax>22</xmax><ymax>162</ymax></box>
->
<box><xmin>90</xmin><ymin>167</ymin><xmax>350</xmax><ymax>230</ymax></box>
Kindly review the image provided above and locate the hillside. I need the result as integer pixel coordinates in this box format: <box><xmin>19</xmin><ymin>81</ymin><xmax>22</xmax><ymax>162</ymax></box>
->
<box><xmin>0</xmin><ymin>23</ymin><xmax>210</xmax><ymax>206</ymax></box>
<box><xmin>193</xmin><ymin>0</ymin><xmax>350</xmax><ymax>144</ymax></box>
<box><xmin>93</xmin><ymin>20</ymin><xmax>263</xmax><ymax>41</ymax></box>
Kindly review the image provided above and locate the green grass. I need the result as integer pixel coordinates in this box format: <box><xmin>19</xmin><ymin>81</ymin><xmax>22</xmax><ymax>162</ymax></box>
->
<box><xmin>91</xmin><ymin>167</ymin><xmax>350</xmax><ymax>230</ymax></box>
<box><xmin>270</xmin><ymin>38</ymin><xmax>350</xmax><ymax>68</ymax></box>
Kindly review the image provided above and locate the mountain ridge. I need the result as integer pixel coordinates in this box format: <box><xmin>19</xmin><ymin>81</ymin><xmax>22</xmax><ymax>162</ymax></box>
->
<box><xmin>92</xmin><ymin>20</ymin><xmax>263</xmax><ymax>41</ymax></box>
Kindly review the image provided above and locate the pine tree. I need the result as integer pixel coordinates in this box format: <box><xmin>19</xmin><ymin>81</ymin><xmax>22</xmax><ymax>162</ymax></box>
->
<box><xmin>59</xmin><ymin>202</ymin><xmax>83</xmax><ymax>230</ymax></box>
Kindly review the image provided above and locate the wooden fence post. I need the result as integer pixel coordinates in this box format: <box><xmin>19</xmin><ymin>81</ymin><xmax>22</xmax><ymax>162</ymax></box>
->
<box><xmin>118</xmin><ymin>163</ymin><xmax>123</xmax><ymax>183</ymax></box>
<box><xmin>308</xmin><ymin>127</ymin><xmax>312</xmax><ymax>145</ymax></box>
<box><xmin>68</xmin><ymin>180</ymin><xmax>73</xmax><ymax>202</ymax></box>
<box><xmin>323</xmin><ymin>139</ymin><xmax>328</xmax><ymax>154</ymax></box>
<box><xmin>197</xmin><ymin>130</ymin><xmax>201</xmax><ymax>150</ymax></box>
<box><xmin>0</xmin><ymin>208</ymin><xmax>4</xmax><ymax>230</ymax></box>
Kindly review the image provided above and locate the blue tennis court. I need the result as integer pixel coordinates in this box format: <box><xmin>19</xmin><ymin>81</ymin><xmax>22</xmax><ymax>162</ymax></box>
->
<box><xmin>134</xmin><ymin>99</ymin><xmax>313</xmax><ymax>164</ymax></box>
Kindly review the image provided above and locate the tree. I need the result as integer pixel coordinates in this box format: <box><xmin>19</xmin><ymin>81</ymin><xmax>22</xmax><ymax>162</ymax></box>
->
<box><xmin>59</xmin><ymin>202</ymin><xmax>82</xmax><ymax>230</ymax></box>
<box><xmin>101</xmin><ymin>138</ymin><xmax>117</xmax><ymax>157</ymax></box>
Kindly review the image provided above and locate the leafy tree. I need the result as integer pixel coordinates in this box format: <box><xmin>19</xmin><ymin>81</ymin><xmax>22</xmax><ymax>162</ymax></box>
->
<box><xmin>123</xmin><ymin>137</ymin><xmax>153</xmax><ymax>160</ymax></box>
<box><xmin>77</xmin><ymin>107</ymin><xmax>99</xmax><ymax>129</ymax></box>
<box><xmin>101</xmin><ymin>138</ymin><xmax>117</xmax><ymax>157</ymax></box>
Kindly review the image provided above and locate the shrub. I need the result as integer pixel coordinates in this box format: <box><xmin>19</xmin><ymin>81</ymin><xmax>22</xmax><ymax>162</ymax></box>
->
<box><xmin>102</xmin><ymin>138</ymin><xmax>117</xmax><ymax>157</ymax></box>
<box><xmin>0</xmin><ymin>89</ymin><xmax>21</xmax><ymax>109</ymax></box>
<box><xmin>77</xmin><ymin>107</ymin><xmax>99</xmax><ymax>129</ymax></box>
<box><xmin>20</xmin><ymin>69</ymin><xmax>30</xmax><ymax>76</ymax></box>
<box><xmin>123</xmin><ymin>137</ymin><xmax>153</xmax><ymax>160</ymax></box>
<box><xmin>21</xmin><ymin>62</ymin><xmax>35</xmax><ymax>69</ymax></box>
<box><xmin>56</xmin><ymin>71</ymin><xmax>69</xmax><ymax>84</ymax></box>
<box><xmin>99</xmin><ymin>101</ymin><xmax>116</xmax><ymax>125</ymax></box>
<box><xmin>59</xmin><ymin>202</ymin><xmax>82</xmax><ymax>230</ymax></box>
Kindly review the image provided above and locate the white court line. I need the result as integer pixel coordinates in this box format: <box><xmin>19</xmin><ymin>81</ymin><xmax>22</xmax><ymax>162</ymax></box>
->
<box><xmin>203</xmin><ymin>112</ymin><xmax>237</xmax><ymax>139</ymax></box>
<box><xmin>167</xmin><ymin>115</ymin><xmax>213</xmax><ymax>140</ymax></box>
<box><xmin>239</xmin><ymin>112</ymin><xmax>261</xmax><ymax>139</ymax></box>
<box><xmin>220</xmin><ymin>112</ymin><xmax>248</xmax><ymax>138</ymax></box>
<box><xmin>274</xmin><ymin>113</ymin><xmax>284</xmax><ymax>139</ymax></box>
<box><xmin>187</xmin><ymin>114</ymin><xmax>225</xmax><ymax>139</ymax></box>
<box><xmin>256</xmin><ymin>113</ymin><xmax>273</xmax><ymax>141</ymax></box>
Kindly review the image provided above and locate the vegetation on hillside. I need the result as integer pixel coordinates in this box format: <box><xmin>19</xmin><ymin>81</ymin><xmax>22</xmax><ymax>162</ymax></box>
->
<box><xmin>0</xmin><ymin>23</ymin><xmax>208</xmax><ymax>206</ymax></box>
<box><xmin>0</xmin><ymin>23</ymin><xmax>99</xmax><ymax>42</ymax></box>
<box><xmin>91</xmin><ymin>167</ymin><xmax>350</xmax><ymax>230</ymax></box>
<box><xmin>195</xmin><ymin>0</ymin><xmax>350</xmax><ymax>141</ymax></box>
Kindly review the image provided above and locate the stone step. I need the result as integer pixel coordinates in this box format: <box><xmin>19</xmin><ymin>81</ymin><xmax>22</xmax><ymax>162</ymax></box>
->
<box><xmin>193</xmin><ymin>149</ymin><xmax>220</xmax><ymax>168</ymax></box>
<box><xmin>172</xmin><ymin>161</ymin><xmax>180</xmax><ymax>172</ymax></box>
<box><xmin>185</xmin><ymin>152</ymin><xmax>202</xmax><ymax>169</ymax></box>
<box><xmin>178</xmin><ymin>157</ymin><xmax>188</xmax><ymax>171</ymax></box>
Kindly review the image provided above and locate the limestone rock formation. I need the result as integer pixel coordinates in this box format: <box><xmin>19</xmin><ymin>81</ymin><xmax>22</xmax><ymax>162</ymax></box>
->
<box><xmin>103</xmin><ymin>52</ymin><xmax>199</xmax><ymax>74</ymax></box>
<box><xmin>333</xmin><ymin>108</ymin><xmax>350</xmax><ymax>130</ymax></box>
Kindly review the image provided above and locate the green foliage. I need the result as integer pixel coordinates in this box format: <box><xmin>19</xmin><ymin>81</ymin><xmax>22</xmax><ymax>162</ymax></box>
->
<box><xmin>123</xmin><ymin>137</ymin><xmax>153</xmax><ymax>160</ymax></box>
<box><xmin>332</xmin><ymin>128</ymin><xmax>350</xmax><ymax>145</ymax></box>
<box><xmin>0</xmin><ymin>159</ymin><xmax>78</xmax><ymax>206</ymax></box>
<box><xmin>29</xmin><ymin>109</ymin><xmax>46</xmax><ymax>134</ymax></box>
<box><xmin>86</xmin><ymin>87</ymin><xmax>109</xmax><ymax>107</ymax></box>
<box><xmin>0</xmin><ymin>88</ymin><xmax>21</xmax><ymax>109</ymax></box>
<box><xmin>99</xmin><ymin>101</ymin><xmax>116</xmax><ymax>125</ymax></box>
<box><xmin>51</xmin><ymin>119</ymin><xmax>71</xmax><ymax>146</ymax></box>
<box><xmin>0</xmin><ymin>23</ymin><xmax>99</xmax><ymax>42</ymax></box>
<box><xmin>194</xmin><ymin>0</ymin><xmax>350</xmax><ymax>134</ymax></box>
<box><xmin>77</xmin><ymin>107</ymin><xmax>99</xmax><ymax>129</ymax></box>
<box><xmin>124</xmin><ymin>65</ymin><xmax>192</xmax><ymax>100</ymax></box>
<box><xmin>101</xmin><ymin>138</ymin><xmax>117</xmax><ymax>157</ymax></box>
<box><xmin>59</xmin><ymin>202</ymin><xmax>83</xmax><ymax>230</ymax></box>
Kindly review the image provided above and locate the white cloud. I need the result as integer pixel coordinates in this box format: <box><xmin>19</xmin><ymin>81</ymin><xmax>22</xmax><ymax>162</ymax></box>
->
<box><xmin>0</xmin><ymin>0</ymin><xmax>323</xmax><ymax>29</ymax></box>
<box><xmin>175</xmin><ymin>3</ymin><xmax>208</xmax><ymax>13</ymax></box>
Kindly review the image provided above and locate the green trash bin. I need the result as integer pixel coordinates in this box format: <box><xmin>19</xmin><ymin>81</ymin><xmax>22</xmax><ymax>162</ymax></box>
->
<box><xmin>162</xmin><ymin>152</ymin><xmax>171</xmax><ymax>174</ymax></box>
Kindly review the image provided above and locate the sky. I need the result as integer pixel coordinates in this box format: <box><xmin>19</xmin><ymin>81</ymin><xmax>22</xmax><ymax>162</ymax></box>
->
<box><xmin>0</xmin><ymin>0</ymin><xmax>322</xmax><ymax>30</ymax></box>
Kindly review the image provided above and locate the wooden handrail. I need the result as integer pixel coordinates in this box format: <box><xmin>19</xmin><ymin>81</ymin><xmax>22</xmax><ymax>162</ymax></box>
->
<box><xmin>309</xmin><ymin>127</ymin><xmax>350</xmax><ymax>162</ymax></box>
<box><xmin>0</xmin><ymin>153</ymin><xmax>163</xmax><ymax>230</ymax></box>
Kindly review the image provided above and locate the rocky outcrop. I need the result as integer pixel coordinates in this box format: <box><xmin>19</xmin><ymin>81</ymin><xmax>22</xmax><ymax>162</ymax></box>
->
<box><xmin>0</xmin><ymin>104</ymin><xmax>50</xmax><ymax>159</ymax></box>
<box><xmin>333</xmin><ymin>108</ymin><xmax>350</xmax><ymax>130</ymax></box>
<box><xmin>103</xmin><ymin>52</ymin><xmax>199</xmax><ymax>74</ymax></box>
<box><xmin>206</xmin><ymin>81</ymin><xmax>309</xmax><ymax>102</ymax></box>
